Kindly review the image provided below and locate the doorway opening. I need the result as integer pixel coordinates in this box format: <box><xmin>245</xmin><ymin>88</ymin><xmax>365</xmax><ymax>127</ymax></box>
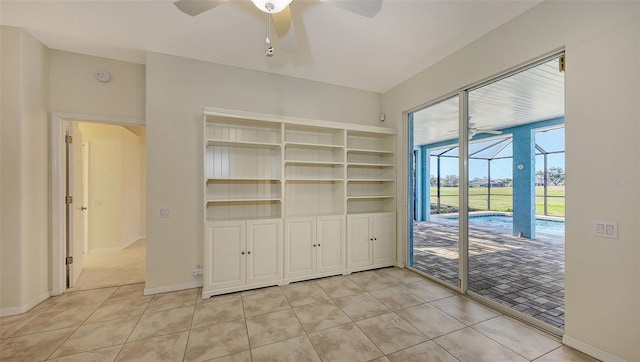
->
<box><xmin>408</xmin><ymin>53</ymin><xmax>565</xmax><ymax>333</ymax></box>
<box><xmin>51</xmin><ymin>113</ymin><xmax>146</xmax><ymax>295</ymax></box>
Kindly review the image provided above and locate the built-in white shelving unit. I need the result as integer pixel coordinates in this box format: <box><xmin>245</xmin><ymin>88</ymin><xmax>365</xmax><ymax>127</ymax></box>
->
<box><xmin>202</xmin><ymin>109</ymin><xmax>397</xmax><ymax>297</ymax></box>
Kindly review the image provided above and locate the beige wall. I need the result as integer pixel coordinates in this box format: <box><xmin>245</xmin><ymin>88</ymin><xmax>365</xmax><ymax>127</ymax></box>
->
<box><xmin>139</xmin><ymin>132</ymin><xmax>147</xmax><ymax>238</ymax></box>
<box><xmin>49</xmin><ymin>50</ymin><xmax>145</xmax><ymax>120</ymax></box>
<box><xmin>0</xmin><ymin>26</ymin><xmax>50</xmax><ymax>314</ymax></box>
<box><xmin>145</xmin><ymin>52</ymin><xmax>382</xmax><ymax>290</ymax></box>
<box><xmin>121</xmin><ymin>127</ymin><xmax>143</xmax><ymax>247</ymax></box>
<box><xmin>383</xmin><ymin>2</ymin><xmax>640</xmax><ymax>361</ymax></box>
<box><xmin>78</xmin><ymin>123</ymin><xmax>145</xmax><ymax>251</ymax></box>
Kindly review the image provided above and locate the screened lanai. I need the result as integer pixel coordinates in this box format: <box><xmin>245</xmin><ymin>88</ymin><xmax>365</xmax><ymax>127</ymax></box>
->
<box><xmin>424</xmin><ymin>124</ymin><xmax>565</xmax><ymax>219</ymax></box>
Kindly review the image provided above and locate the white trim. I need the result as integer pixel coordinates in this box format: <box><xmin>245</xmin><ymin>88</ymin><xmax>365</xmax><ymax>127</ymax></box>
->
<box><xmin>202</xmin><ymin>107</ymin><xmax>396</xmax><ymax>135</ymax></box>
<box><xmin>53</xmin><ymin>112</ymin><xmax>145</xmax><ymax>126</ymax></box>
<box><xmin>0</xmin><ymin>291</ymin><xmax>51</xmax><ymax>317</ymax></box>
<box><xmin>51</xmin><ymin>112</ymin><xmax>146</xmax><ymax>296</ymax></box>
<box><xmin>144</xmin><ymin>281</ymin><xmax>203</xmax><ymax>296</ymax></box>
<box><xmin>88</xmin><ymin>247</ymin><xmax>122</xmax><ymax>254</ymax></box>
<box><xmin>121</xmin><ymin>236</ymin><xmax>146</xmax><ymax>249</ymax></box>
<box><xmin>562</xmin><ymin>335</ymin><xmax>626</xmax><ymax>362</ymax></box>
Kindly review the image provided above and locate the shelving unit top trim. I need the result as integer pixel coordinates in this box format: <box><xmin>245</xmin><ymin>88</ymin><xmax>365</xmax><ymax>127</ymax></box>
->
<box><xmin>202</xmin><ymin>107</ymin><xmax>396</xmax><ymax>135</ymax></box>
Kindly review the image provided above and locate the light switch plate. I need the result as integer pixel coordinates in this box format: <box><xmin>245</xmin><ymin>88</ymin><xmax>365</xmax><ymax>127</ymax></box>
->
<box><xmin>594</xmin><ymin>220</ymin><xmax>617</xmax><ymax>239</ymax></box>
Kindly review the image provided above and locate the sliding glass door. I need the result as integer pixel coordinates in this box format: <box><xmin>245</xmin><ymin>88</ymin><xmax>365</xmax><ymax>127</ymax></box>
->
<box><xmin>409</xmin><ymin>96</ymin><xmax>460</xmax><ymax>289</ymax></box>
<box><xmin>408</xmin><ymin>54</ymin><xmax>565</xmax><ymax>333</ymax></box>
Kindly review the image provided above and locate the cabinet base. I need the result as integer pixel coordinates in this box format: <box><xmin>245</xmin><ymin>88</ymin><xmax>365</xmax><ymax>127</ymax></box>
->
<box><xmin>202</xmin><ymin>263</ymin><xmax>397</xmax><ymax>299</ymax></box>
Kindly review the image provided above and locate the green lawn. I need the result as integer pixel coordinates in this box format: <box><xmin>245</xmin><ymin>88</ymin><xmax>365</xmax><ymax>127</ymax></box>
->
<box><xmin>429</xmin><ymin>186</ymin><xmax>565</xmax><ymax>216</ymax></box>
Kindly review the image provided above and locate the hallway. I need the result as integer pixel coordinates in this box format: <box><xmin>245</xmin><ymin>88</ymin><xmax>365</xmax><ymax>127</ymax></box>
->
<box><xmin>69</xmin><ymin>239</ymin><xmax>145</xmax><ymax>291</ymax></box>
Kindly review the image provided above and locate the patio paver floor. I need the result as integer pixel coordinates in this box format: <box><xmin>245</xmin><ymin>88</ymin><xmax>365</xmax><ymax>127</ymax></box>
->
<box><xmin>412</xmin><ymin>221</ymin><xmax>565</xmax><ymax>329</ymax></box>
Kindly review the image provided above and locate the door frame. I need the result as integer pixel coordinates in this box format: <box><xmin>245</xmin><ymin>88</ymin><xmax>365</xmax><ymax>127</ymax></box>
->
<box><xmin>51</xmin><ymin>112</ymin><xmax>145</xmax><ymax>296</ymax></box>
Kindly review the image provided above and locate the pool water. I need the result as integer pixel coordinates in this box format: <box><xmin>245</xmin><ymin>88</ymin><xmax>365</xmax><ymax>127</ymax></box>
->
<box><xmin>445</xmin><ymin>214</ymin><xmax>565</xmax><ymax>236</ymax></box>
<box><xmin>472</xmin><ymin>215</ymin><xmax>564</xmax><ymax>236</ymax></box>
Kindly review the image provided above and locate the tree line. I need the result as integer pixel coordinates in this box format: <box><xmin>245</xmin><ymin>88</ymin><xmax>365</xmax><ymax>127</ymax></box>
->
<box><xmin>429</xmin><ymin>167</ymin><xmax>565</xmax><ymax>187</ymax></box>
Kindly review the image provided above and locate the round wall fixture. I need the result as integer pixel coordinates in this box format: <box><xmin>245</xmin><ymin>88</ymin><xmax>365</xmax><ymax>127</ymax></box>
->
<box><xmin>95</xmin><ymin>71</ymin><xmax>111</xmax><ymax>82</ymax></box>
<box><xmin>517</xmin><ymin>163</ymin><xmax>525</xmax><ymax>170</ymax></box>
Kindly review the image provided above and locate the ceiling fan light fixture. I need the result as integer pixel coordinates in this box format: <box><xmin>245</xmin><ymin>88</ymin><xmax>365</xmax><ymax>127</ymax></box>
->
<box><xmin>251</xmin><ymin>0</ymin><xmax>292</xmax><ymax>13</ymax></box>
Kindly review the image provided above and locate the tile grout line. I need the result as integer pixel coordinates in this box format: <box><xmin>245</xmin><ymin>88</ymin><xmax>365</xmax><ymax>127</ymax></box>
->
<box><xmin>111</xmin><ymin>286</ymin><xmax>156</xmax><ymax>361</ymax></box>
<box><xmin>238</xmin><ymin>291</ymin><xmax>256</xmax><ymax>362</ymax></box>
<box><xmin>181</xmin><ymin>289</ymin><xmax>200</xmax><ymax>362</ymax></box>
<box><xmin>43</xmin><ymin>286</ymin><xmax>120</xmax><ymax>360</ymax></box>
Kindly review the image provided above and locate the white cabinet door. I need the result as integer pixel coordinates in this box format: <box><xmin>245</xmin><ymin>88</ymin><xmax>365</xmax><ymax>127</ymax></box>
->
<box><xmin>373</xmin><ymin>212</ymin><xmax>396</xmax><ymax>265</ymax></box>
<box><xmin>247</xmin><ymin>219</ymin><xmax>282</xmax><ymax>285</ymax></box>
<box><xmin>284</xmin><ymin>217</ymin><xmax>316</xmax><ymax>279</ymax></box>
<box><xmin>347</xmin><ymin>214</ymin><xmax>373</xmax><ymax>268</ymax></box>
<box><xmin>206</xmin><ymin>221</ymin><xmax>246</xmax><ymax>291</ymax></box>
<box><xmin>317</xmin><ymin>215</ymin><xmax>345</xmax><ymax>273</ymax></box>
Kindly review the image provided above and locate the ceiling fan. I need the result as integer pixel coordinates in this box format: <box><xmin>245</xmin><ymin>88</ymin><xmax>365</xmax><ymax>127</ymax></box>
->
<box><xmin>173</xmin><ymin>0</ymin><xmax>383</xmax><ymax>56</ymax></box>
<box><xmin>449</xmin><ymin>122</ymin><xmax>503</xmax><ymax>140</ymax></box>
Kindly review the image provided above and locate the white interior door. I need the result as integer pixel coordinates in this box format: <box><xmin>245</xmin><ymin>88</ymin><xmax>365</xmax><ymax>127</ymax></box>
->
<box><xmin>82</xmin><ymin>141</ymin><xmax>89</xmax><ymax>254</ymax></box>
<box><xmin>67</xmin><ymin>122</ymin><xmax>85</xmax><ymax>287</ymax></box>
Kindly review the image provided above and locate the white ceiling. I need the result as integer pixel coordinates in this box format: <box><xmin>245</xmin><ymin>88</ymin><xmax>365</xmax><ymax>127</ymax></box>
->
<box><xmin>413</xmin><ymin>57</ymin><xmax>565</xmax><ymax>146</ymax></box>
<box><xmin>1</xmin><ymin>0</ymin><xmax>541</xmax><ymax>93</ymax></box>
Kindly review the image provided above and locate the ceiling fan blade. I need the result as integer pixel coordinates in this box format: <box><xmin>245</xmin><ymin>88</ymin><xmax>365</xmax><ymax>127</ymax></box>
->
<box><xmin>320</xmin><ymin>0</ymin><xmax>383</xmax><ymax>18</ymax></box>
<box><xmin>174</xmin><ymin>0</ymin><xmax>227</xmax><ymax>16</ymax></box>
<box><xmin>477</xmin><ymin>130</ymin><xmax>503</xmax><ymax>135</ymax></box>
<box><xmin>272</xmin><ymin>6</ymin><xmax>299</xmax><ymax>53</ymax></box>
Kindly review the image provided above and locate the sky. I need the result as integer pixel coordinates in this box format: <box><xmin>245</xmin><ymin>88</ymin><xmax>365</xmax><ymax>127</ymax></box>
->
<box><xmin>428</xmin><ymin>127</ymin><xmax>565</xmax><ymax>180</ymax></box>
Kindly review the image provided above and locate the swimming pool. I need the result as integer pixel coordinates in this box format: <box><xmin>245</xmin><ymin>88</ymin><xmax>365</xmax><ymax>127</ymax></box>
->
<box><xmin>441</xmin><ymin>214</ymin><xmax>565</xmax><ymax>236</ymax></box>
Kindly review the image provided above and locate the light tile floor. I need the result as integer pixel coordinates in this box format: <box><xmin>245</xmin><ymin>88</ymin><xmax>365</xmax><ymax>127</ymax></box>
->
<box><xmin>0</xmin><ymin>268</ymin><xmax>598</xmax><ymax>362</ymax></box>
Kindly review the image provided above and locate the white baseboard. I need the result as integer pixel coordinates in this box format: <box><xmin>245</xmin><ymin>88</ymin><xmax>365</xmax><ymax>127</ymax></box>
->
<box><xmin>88</xmin><ymin>247</ymin><xmax>121</xmax><ymax>253</ymax></box>
<box><xmin>0</xmin><ymin>290</ymin><xmax>51</xmax><ymax>317</ymax></box>
<box><xmin>144</xmin><ymin>281</ymin><xmax>203</xmax><ymax>296</ymax></box>
<box><xmin>563</xmin><ymin>334</ymin><xmax>626</xmax><ymax>362</ymax></box>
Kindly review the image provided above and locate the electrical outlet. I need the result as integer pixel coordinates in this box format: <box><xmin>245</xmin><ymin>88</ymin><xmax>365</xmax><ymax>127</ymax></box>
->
<box><xmin>192</xmin><ymin>265</ymin><xmax>203</xmax><ymax>277</ymax></box>
<box><xmin>159</xmin><ymin>208</ymin><xmax>170</xmax><ymax>218</ymax></box>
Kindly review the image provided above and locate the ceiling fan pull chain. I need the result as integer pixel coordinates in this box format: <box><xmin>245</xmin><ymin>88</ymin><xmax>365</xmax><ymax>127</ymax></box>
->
<box><xmin>266</xmin><ymin>13</ymin><xmax>271</xmax><ymax>45</ymax></box>
<box><xmin>265</xmin><ymin>13</ymin><xmax>275</xmax><ymax>57</ymax></box>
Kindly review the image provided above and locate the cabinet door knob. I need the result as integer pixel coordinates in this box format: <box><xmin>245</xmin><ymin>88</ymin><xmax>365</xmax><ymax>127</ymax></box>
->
<box><xmin>374</xmin><ymin>238</ymin><xmax>377</xmax><ymax>241</ymax></box>
<box><xmin>317</xmin><ymin>243</ymin><xmax>321</xmax><ymax>247</ymax></box>
<box><xmin>312</xmin><ymin>244</ymin><xmax>316</xmax><ymax>247</ymax></box>
<box><xmin>247</xmin><ymin>251</ymin><xmax>251</xmax><ymax>254</ymax></box>
<box><xmin>241</xmin><ymin>251</ymin><xmax>245</xmax><ymax>255</ymax></box>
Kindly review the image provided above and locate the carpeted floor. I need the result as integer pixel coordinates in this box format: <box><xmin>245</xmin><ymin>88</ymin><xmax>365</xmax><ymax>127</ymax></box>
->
<box><xmin>69</xmin><ymin>239</ymin><xmax>146</xmax><ymax>291</ymax></box>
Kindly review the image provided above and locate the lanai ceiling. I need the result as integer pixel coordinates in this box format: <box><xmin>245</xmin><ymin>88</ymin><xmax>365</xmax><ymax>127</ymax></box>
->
<box><xmin>412</xmin><ymin>57</ymin><xmax>565</xmax><ymax>146</ymax></box>
<box><xmin>1</xmin><ymin>0</ymin><xmax>540</xmax><ymax>93</ymax></box>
